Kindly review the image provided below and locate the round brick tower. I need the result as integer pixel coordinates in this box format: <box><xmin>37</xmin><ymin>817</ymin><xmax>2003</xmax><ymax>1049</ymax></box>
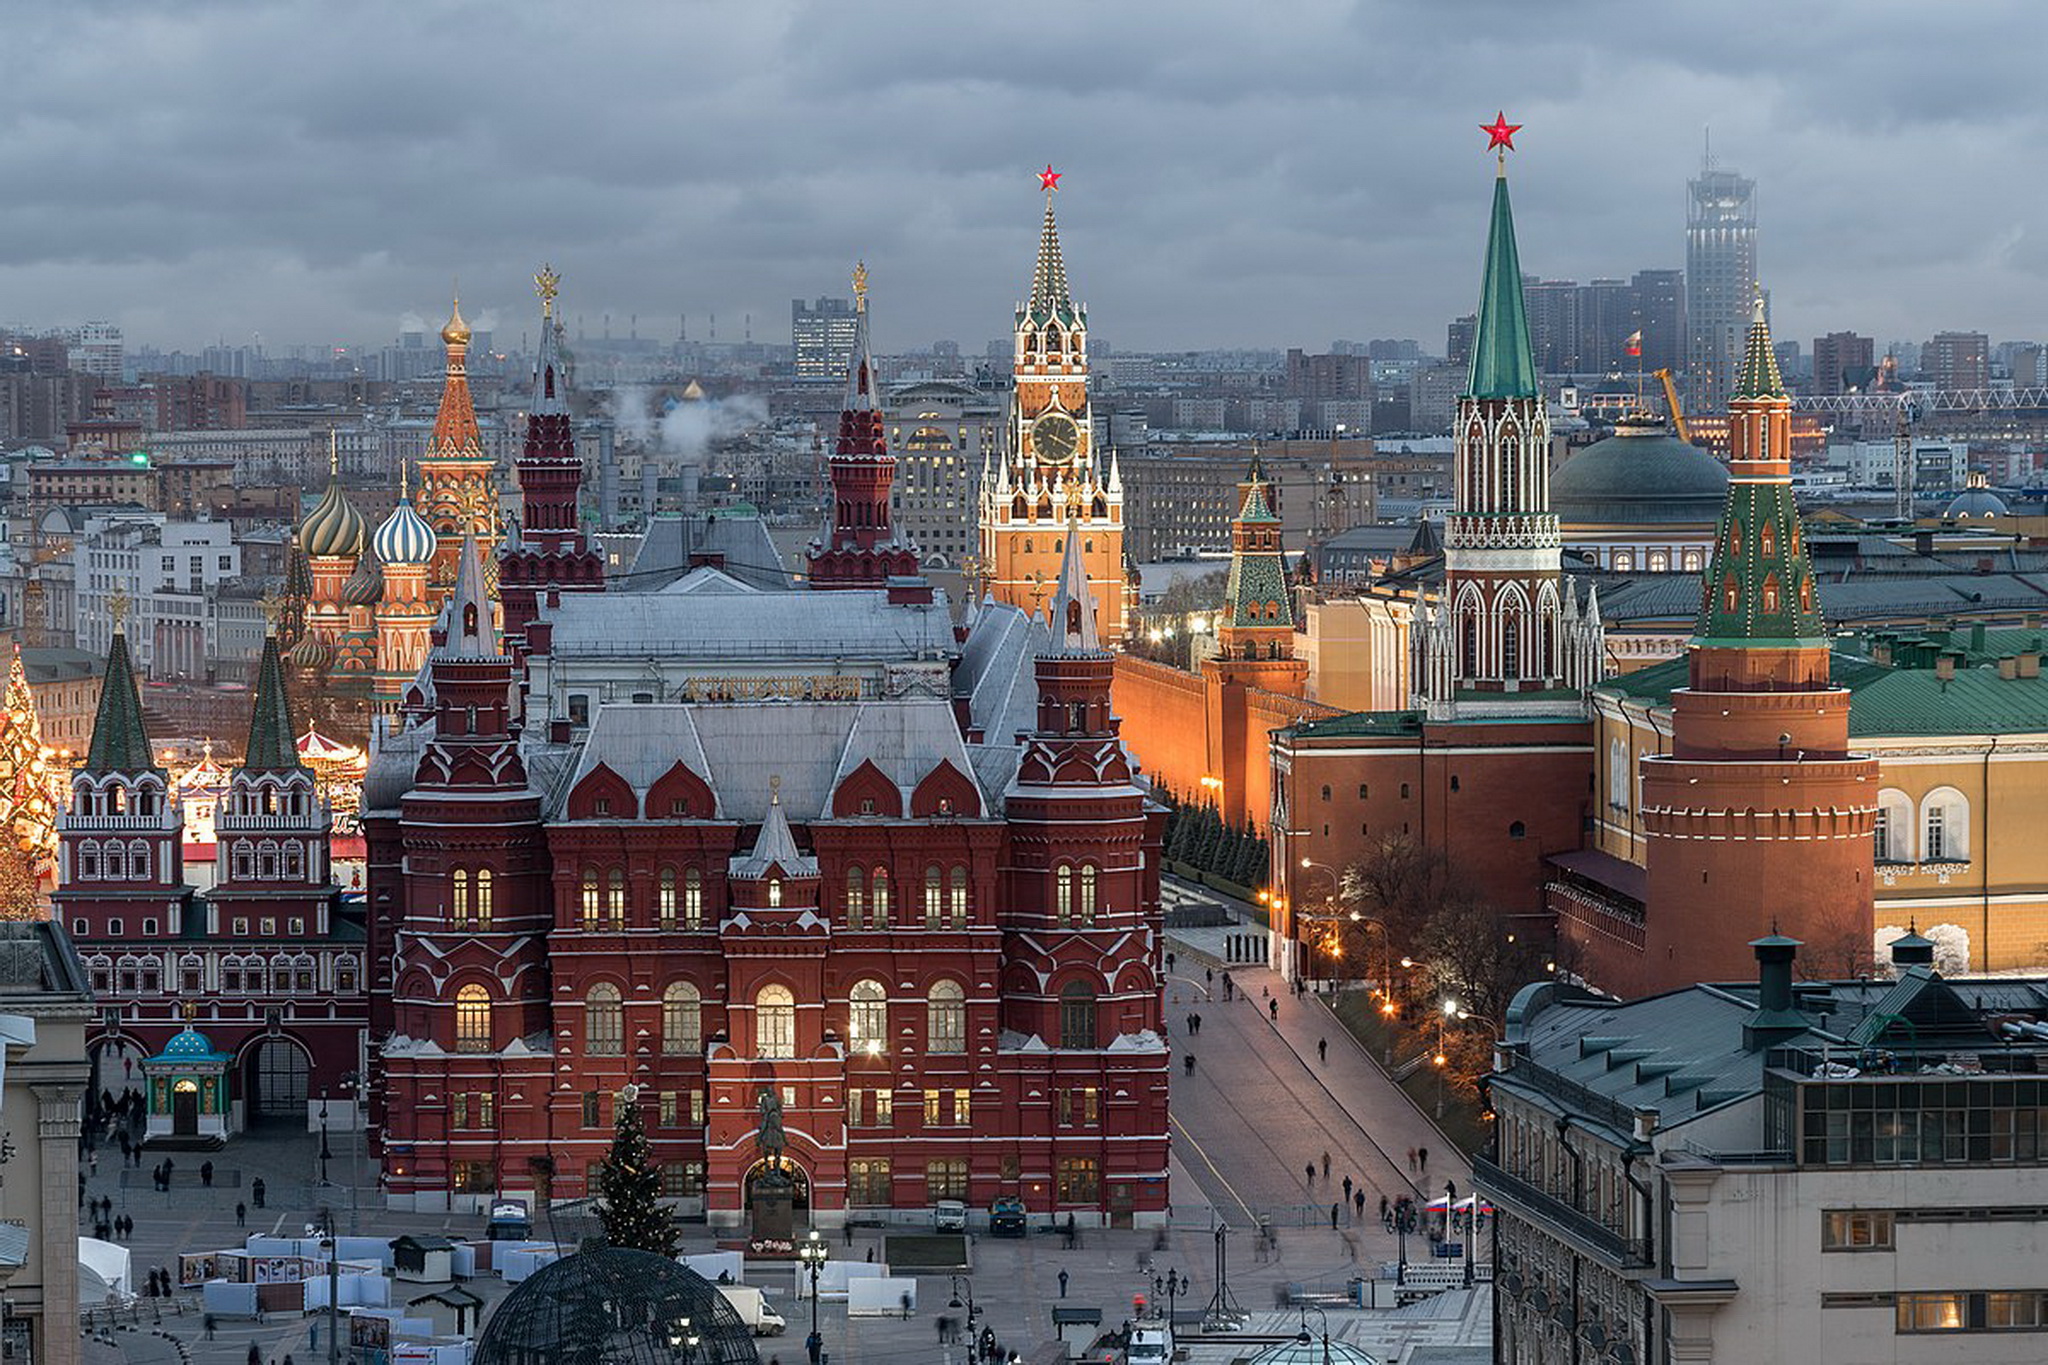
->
<box><xmin>1639</xmin><ymin>295</ymin><xmax>1878</xmax><ymax>992</ymax></box>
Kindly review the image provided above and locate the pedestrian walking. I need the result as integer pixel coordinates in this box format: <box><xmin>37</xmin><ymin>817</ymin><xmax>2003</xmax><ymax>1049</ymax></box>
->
<box><xmin>1380</xmin><ymin>1194</ymin><xmax>1391</xmax><ymax>1221</ymax></box>
<box><xmin>204</xmin><ymin>1315</ymin><xmax>216</xmax><ymax>1341</ymax></box>
<box><xmin>1330</xmin><ymin>1203</ymin><xmax>1340</xmax><ymax>1229</ymax></box>
<box><xmin>843</xmin><ymin>1221</ymin><xmax>853</xmax><ymax>1247</ymax></box>
<box><xmin>1407</xmin><ymin>1147</ymin><xmax>1417</xmax><ymax>1173</ymax></box>
<box><xmin>1067</xmin><ymin>1212</ymin><xmax>1080</xmax><ymax>1249</ymax></box>
<box><xmin>1318</xmin><ymin>1037</ymin><xmax>1328</xmax><ymax>1064</ymax></box>
<box><xmin>1205</xmin><ymin>967</ymin><xmax>1214</xmax><ymax>990</ymax></box>
<box><xmin>1058</xmin><ymin>1268</ymin><xmax>1069</xmax><ymax>1298</ymax></box>
<box><xmin>935</xmin><ymin>1318</ymin><xmax>947</xmax><ymax>1346</ymax></box>
<box><xmin>900</xmin><ymin>1290</ymin><xmax>912</xmax><ymax>1320</ymax></box>
<box><xmin>1355</xmin><ymin>1190</ymin><xmax>1367</xmax><ymax>1220</ymax></box>
<box><xmin>1268</xmin><ymin>998</ymin><xmax>1278</xmax><ymax>1020</ymax></box>
<box><xmin>1166</xmin><ymin>951</ymin><xmax>1176</xmax><ymax>974</ymax></box>
<box><xmin>1342</xmin><ymin>1175</ymin><xmax>1353</xmax><ymax>1204</ymax></box>
<box><xmin>248</xmin><ymin>1345</ymin><xmax>262</xmax><ymax>1365</ymax></box>
<box><xmin>252</xmin><ymin>1177</ymin><xmax>266</xmax><ymax>1208</ymax></box>
<box><xmin>200</xmin><ymin>1160</ymin><xmax>214</xmax><ymax>1188</ymax></box>
<box><xmin>1304</xmin><ymin>1162</ymin><xmax>1315</xmax><ymax>1185</ymax></box>
<box><xmin>1321</xmin><ymin>1150</ymin><xmax>1331</xmax><ymax>1179</ymax></box>
<box><xmin>1418</xmin><ymin>1147</ymin><xmax>1429</xmax><ymax>1176</ymax></box>
<box><xmin>236</xmin><ymin>1202</ymin><xmax>247</xmax><ymax>1228</ymax></box>
<box><xmin>88</xmin><ymin>1150</ymin><xmax>97</xmax><ymax>1176</ymax></box>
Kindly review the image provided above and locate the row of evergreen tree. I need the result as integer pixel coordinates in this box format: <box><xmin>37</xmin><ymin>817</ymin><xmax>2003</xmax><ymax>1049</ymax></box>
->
<box><xmin>1160</xmin><ymin>790</ymin><xmax>1268</xmax><ymax>891</ymax></box>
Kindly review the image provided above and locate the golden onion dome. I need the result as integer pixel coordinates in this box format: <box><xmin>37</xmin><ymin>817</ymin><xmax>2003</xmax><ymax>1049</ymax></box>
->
<box><xmin>299</xmin><ymin>478</ymin><xmax>367</xmax><ymax>559</ymax></box>
<box><xmin>441</xmin><ymin>297</ymin><xmax>472</xmax><ymax>347</ymax></box>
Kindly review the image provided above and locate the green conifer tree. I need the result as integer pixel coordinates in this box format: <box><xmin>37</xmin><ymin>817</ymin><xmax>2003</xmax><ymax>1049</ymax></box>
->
<box><xmin>594</xmin><ymin>1090</ymin><xmax>676</xmax><ymax>1256</ymax></box>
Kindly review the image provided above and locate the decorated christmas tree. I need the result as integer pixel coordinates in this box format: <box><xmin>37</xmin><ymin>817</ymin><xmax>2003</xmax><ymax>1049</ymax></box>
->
<box><xmin>594</xmin><ymin>1089</ymin><xmax>676</xmax><ymax>1256</ymax></box>
<box><xmin>0</xmin><ymin>647</ymin><xmax>58</xmax><ymax>893</ymax></box>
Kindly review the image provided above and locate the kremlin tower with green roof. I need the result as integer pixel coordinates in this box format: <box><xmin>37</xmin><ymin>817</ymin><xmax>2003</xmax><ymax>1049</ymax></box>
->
<box><xmin>1413</xmin><ymin>126</ymin><xmax>1604</xmax><ymax>718</ymax></box>
<box><xmin>1636</xmin><ymin>288</ymin><xmax>1879</xmax><ymax>994</ymax></box>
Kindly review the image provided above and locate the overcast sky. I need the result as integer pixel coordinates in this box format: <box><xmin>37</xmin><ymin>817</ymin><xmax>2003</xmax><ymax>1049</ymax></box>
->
<box><xmin>5</xmin><ymin>0</ymin><xmax>2045</xmax><ymax>356</ymax></box>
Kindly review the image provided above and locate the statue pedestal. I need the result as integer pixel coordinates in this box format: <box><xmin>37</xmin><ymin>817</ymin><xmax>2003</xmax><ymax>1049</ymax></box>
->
<box><xmin>748</xmin><ymin>1168</ymin><xmax>795</xmax><ymax>1255</ymax></box>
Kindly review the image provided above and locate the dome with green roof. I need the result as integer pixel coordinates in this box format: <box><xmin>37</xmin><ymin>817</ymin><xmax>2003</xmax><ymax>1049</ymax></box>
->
<box><xmin>152</xmin><ymin>1027</ymin><xmax>228</xmax><ymax>1063</ymax></box>
<box><xmin>1553</xmin><ymin>417</ymin><xmax>1728</xmax><ymax>526</ymax></box>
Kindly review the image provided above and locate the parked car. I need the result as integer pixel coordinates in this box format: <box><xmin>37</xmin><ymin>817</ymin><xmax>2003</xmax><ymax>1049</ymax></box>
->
<box><xmin>933</xmin><ymin>1198</ymin><xmax>968</xmax><ymax>1232</ymax></box>
<box><xmin>989</xmin><ymin>1196</ymin><xmax>1028</xmax><ymax>1237</ymax></box>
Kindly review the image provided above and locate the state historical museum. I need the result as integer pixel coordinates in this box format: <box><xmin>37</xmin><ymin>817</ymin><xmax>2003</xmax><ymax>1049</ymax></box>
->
<box><xmin>365</xmin><ymin>224</ymin><xmax>1171</xmax><ymax>1226</ymax></box>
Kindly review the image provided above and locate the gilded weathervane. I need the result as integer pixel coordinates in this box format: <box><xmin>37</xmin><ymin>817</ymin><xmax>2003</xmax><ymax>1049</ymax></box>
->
<box><xmin>535</xmin><ymin>263</ymin><xmax>560</xmax><ymax>319</ymax></box>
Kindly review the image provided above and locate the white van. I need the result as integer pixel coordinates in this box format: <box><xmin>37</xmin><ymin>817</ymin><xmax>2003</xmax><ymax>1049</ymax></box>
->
<box><xmin>933</xmin><ymin>1199</ymin><xmax>968</xmax><ymax>1232</ymax></box>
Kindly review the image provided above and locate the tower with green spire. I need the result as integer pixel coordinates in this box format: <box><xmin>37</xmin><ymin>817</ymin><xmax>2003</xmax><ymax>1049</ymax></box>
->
<box><xmin>214</xmin><ymin>626</ymin><xmax>336</xmax><ymax>922</ymax></box>
<box><xmin>55</xmin><ymin>606</ymin><xmax>187</xmax><ymax>934</ymax></box>
<box><xmin>1415</xmin><ymin>135</ymin><xmax>1603</xmax><ymax>718</ymax></box>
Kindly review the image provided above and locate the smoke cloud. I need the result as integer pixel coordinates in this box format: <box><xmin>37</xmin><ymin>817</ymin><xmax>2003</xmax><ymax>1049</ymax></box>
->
<box><xmin>603</xmin><ymin>386</ymin><xmax>770</xmax><ymax>464</ymax></box>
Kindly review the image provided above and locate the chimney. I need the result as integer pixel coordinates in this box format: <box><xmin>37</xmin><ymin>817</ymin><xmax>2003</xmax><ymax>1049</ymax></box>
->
<box><xmin>2020</xmin><ymin>650</ymin><xmax>2041</xmax><ymax>679</ymax></box>
<box><xmin>1914</xmin><ymin>529</ymin><xmax>1935</xmax><ymax>556</ymax></box>
<box><xmin>1890</xmin><ymin>926</ymin><xmax>1937</xmax><ymax>970</ymax></box>
<box><xmin>1999</xmin><ymin>656</ymin><xmax>2018</xmax><ymax>681</ymax></box>
<box><xmin>1935</xmin><ymin>653</ymin><xmax>1958</xmax><ymax>682</ymax></box>
<box><xmin>1972</xmin><ymin>621</ymin><xmax>1989</xmax><ymax>652</ymax></box>
<box><xmin>1633</xmin><ymin>1107</ymin><xmax>1660</xmax><ymax>1143</ymax></box>
<box><xmin>550</xmin><ymin>718</ymin><xmax>571</xmax><ymax>744</ymax></box>
<box><xmin>1743</xmin><ymin>932</ymin><xmax>1807</xmax><ymax>1051</ymax></box>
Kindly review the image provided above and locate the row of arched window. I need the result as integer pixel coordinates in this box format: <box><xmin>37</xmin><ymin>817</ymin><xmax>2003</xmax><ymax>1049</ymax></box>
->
<box><xmin>456</xmin><ymin>973</ymin><xmax>1104</xmax><ymax>1059</ymax></box>
<box><xmin>228</xmin><ymin>784</ymin><xmax>309</xmax><ymax>818</ymax></box>
<box><xmin>229</xmin><ymin>839</ymin><xmax>308</xmax><ymax>883</ymax></box>
<box><xmin>1054</xmin><ymin>865</ymin><xmax>1099</xmax><ymax>927</ymax></box>
<box><xmin>72</xmin><ymin>785</ymin><xmax>161</xmax><ymax>818</ymax></box>
<box><xmin>88</xmin><ymin>950</ymin><xmax>358</xmax><ymax>997</ymax></box>
<box><xmin>576</xmin><ymin>866</ymin><xmax>706</xmax><ymax>930</ymax></box>
<box><xmin>1022</xmin><ymin>326</ymin><xmax>1079</xmax><ymax>357</ymax></box>
<box><xmin>846</xmin><ymin>866</ymin><xmax>971</xmax><ymax>929</ymax></box>
<box><xmin>451</xmin><ymin>868</ymin><xmax>494</xmax><ymax>930</ymax></box>
<box><xmin>77</xmin><ymin>838</ymin><xmax>153</xmax><ymax>881</ymax></box>
<box><xmin>1875</xmin><ymin>788</ymin><xmax>1971</xmax><ymax>865</ymax></box>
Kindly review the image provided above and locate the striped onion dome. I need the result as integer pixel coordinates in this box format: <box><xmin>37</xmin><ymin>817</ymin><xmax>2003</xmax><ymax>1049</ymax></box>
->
<box><xmin>341</xmin><ymin>552</ymin><xmax>383</xmax><ymax>606</ymax></box>
<box><xmin>373</xmin><ymin>497</ymin><xmax>437</xmax><ymax>567</ymax></box>
<box><xmin>287</xmin><ymin>631</ymin><xmax>334</xmax><ymax>670</ymax></box>
<box><xmin>300</xmin><ymin>478</ymin><xmax>366</xmax><ymax>558</ymax></box>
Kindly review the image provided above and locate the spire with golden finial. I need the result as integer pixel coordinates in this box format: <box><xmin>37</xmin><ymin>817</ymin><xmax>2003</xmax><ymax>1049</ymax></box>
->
<box><xmin>535</xmin><ymin>264</ymin><xmax>560</xmax><ymax>320</ymax></box>
<box><xmin>852</xmin><ymin>260</ymin><xmax>868</xmax><ymax>313</ymax></box>
<box><xmin>441</xmin><ymin>287</ymin><xmax>471</xmax><ymax>348</ymax></box>
<box><xmin>109</xmin><ymin>586</ymin><xmax>129</xmax><ymax>633</ymax></box>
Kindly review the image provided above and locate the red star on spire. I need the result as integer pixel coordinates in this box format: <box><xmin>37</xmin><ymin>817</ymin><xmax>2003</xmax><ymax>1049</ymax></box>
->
<box><xmin>1039</xmin><ymin>164</ymin><xmax>1062</xmax><ymax>192</ymax></box>
<box><xmin>1480</xmin><ymin>112</ymin><xmax>1522</xmax><ymax>153</ymax></box>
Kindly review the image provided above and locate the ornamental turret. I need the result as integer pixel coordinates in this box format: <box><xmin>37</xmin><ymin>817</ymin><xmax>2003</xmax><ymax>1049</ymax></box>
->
<box><xmin>1413</xmin><ymin>123</ymin><xmax>1602</xmax><ymax>717</ymax></box>
<box><xmin>981</xmin><ymin>169</ymin><xmax>1125</xmax><ymax>641</ymax></box>
<box><xmin>416</xmin><ymin>294</ymin><xmax>501</xmax><ymax>592</ymax></box>
<box><xmin>499</xmin><ymin>266</ymin><xmax>603</xmax><ymax>647</ymax></box>
<box><xmin>1638</xmin><ymin>289</ymin><xmax>1877</xmax><ymax>994</ymax></box>
<box><xmin>808</xmin><ymin>264</ymin><xmax>918</xmax><ymax>590</ymax></box>
<box><xmin>213</xmin><ymin>630</ymin><xmax>335</xmax><ymax>929</ymax></box>
<box><xmin>372</xmin><ymin>461</ymin><xmax>437</xmax><ymax>713</ymax></box>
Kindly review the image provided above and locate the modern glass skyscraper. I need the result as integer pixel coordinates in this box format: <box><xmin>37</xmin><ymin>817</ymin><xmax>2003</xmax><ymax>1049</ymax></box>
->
<box><xmin>1685</xmin><ymin>162</ymin><xmax>1757</xmax><ymax>412</ymax></box>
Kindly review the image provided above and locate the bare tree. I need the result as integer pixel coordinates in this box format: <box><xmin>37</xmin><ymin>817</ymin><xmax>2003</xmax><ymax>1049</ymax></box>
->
<box><xmin>1339</xmin><ymin>834</ymin><xmax>1452</xmax><ymax>959</ymax></box>
<box><xmin>1413</xmin><ymin>888</ymin><xmax>1550</xmax><ymax>1025</ymax></box>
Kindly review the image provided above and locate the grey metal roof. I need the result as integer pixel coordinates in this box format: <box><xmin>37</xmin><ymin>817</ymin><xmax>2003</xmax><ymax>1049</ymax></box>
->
<box><xmin>536</xmin><ymin>582</ymin><xmax>958</xmax><ymax>663</ymax></box>
<box><xmin>622</xmin><ymin>513</ymin><xmax>795</xmax><ymax>592</ymax></box>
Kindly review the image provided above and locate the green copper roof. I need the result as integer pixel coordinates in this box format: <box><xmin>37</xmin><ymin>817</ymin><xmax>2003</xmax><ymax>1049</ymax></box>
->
<box><xmin>1465</xmin><ymin>172</ymin><xmax>1539</xmax><ymax>401</ymax></box>
<box><xmin>1732</xmin><ymin>296</ymin><xmax>1786</xmax><ymax>400</ymax></box>
<box><xmin>1023</xmin><ymin>197</ymin><xmax>1082</xmax><ymax>328</ymax></box>
<box><xmin>1225</xmin><ymin>462</ymin><xmax>1292</xmax><ymax>630</ymax></box>
<box><xmin>84</xmin><ymin>627</ymin><xmax>157</xmax><ymax>774</ymax></box>
<box><xmin>1694</xmin><ymin>482</ymin><xmax>1826</xmax><ymax>643</ymax></box>
<box><xmin>1236</xmin><ymin>478</ymin><xmax>1280</xmax><ymax>525</ymax></box>
<box><xmin>242</xmin><ymin>634</ymin><xmax>304</xmax><ymax>772</ymax></box>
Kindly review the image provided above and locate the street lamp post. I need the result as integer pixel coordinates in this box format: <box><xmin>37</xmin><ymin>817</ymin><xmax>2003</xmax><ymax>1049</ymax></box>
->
<box><xmin>318</xmin><ymin>1093</ymin><xmax>332</xmax><ymax>1187</ymax></box>
<box><xmin>668</xmin><ymin>1316</ymin><xmax>699</xmax><ymax>1365</ymax></box>
<box><xmin>948</xmin><ymin>1276</ymin><xmax>982</xmax><ymax>1360</ymax></box>
<box><xmin>1150</xmin><ymin>1268</ymin><xmax>1189</xmax><ymax>1329</ymax></box>
<box><xmin>798</xmin><ymin>1229</ymin><xmax>829</xmax><ymax>1364</ymax></box>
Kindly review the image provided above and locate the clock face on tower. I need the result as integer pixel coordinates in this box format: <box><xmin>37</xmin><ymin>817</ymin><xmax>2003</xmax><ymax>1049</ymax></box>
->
<box><xmin>1032</xmin><ymin>411</ymin><xmax>1080</xmax><ymax>466</ymax></box>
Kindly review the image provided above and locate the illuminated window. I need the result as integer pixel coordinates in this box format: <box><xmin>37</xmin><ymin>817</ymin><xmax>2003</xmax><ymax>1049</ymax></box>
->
<box><xmin>848</xmin><ymin>979</ymin><xmax>887</xmax><ymax>1051</ymax></box>
<box><xmin>607</xmin><ymin>868</ymin><xmax>626</xmax><ymax>927</ymax></box>
<box><xmin>924</xmin><ymin>866</ymin><xmax>942</xmax><ymax>927</ymax></box>
<box><xmin>846</xmin><ymin>867</ymin><xmax>865</xmax><ymax>927</ymax></box>
<box><xmin>756</xmin><ymin>984</ymin><xmax>796</xmax><ymax>1059</ymax></box>
<box><xmin>948</xmin><ymin>867</ymin><xmax>969</xmax><ymax>927</ymax></box>
<box><xmin>451</xmin><ymin>870</ymin><xmax>470</xmax><ymax>927</ymax></box>
<box><xmin>683</xmin><ymin>867</ymin><xmax>703</xmax><ymax>928</ymax></box>
<box><xmin>870</xmin><ymin>868</ymin><xmax>890</xmax><ymax>927</ymax></box>
<box><xmin>474</xmin><ymin>869</ymin><xmax>493</xmax><ymax>929</ymax></box>
<box><xmin>585</xmin><ymin>983</ymin><xmax>624</xmax><ymax>1055</ymax></box>
<box><xmin>658</xmin><ymin>868</ymin><xmax>677</xmax><ymax>929</ymax></box>
<box><xmin>455</xmin><ymin>985</ymin><xmax>491</xmax><ymax>1052</ymax></box>
<box><xmin>1056</xmin><ymin>866</ymin><xmax>1073</xmax><ymax>925</ymax></box>
<box><xmin>1079</xmin><ymin>865</ymin><xmax>1098</xmax><ymax>925</ymax></box>
<box><xmin>927</xmin><ymin>980</ymin><xmax>966</xmax><ymax>1054</ymax></box>
<box><xmin>579</xmin><ymin>869</ymin><xmax>599</xmax><ymax>928</ymax></box>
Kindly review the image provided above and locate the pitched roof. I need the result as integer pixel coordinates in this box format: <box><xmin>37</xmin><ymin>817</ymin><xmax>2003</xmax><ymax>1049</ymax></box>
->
<box><xmin>1048</xmin><ymin>523</ymin><xmax>1102</xmax><ymax>652</ymax></box>
<box><xmin>241</xmin><ymin>634</ymin><xmax>304</xmax><ymax>772</ymax></box>
<box><xmin>83</xmin><ymin>627</ymin><xmax>157</xmax><ymax>775</ymax></box>
<box><xmin>1465</xmin><ymin>171</ymin><xmax>1539</xmax><ymax>401</ymax></box>
<box><xmin>1732</xmin><ymin>294</ymin><xmax>1787</xmax><ymax>401</ymax></box>
<box><xmin>730</xmin><ymin>788</ymin><xmax>818</xmax><ymax>880</ymax></box>
<box><xmin>1027</xmin><ymin>195</ymin><xmax>1076</xmax><ymax>324</ymax></box>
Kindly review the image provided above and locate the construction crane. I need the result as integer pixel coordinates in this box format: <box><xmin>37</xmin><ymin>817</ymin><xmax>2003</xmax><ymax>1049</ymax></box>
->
<box><xmin>1653</xmin><ymin>368</ymin><xmax>1690</xmax><ymax>444</ymax></box>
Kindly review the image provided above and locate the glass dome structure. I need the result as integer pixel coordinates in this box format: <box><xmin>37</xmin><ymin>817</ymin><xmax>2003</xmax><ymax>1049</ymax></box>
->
<box><xmin>472</xmin><ymin>1246</ymin><xmax>759</xmax><ymax>1365</ymax></box>
<box><xmin>1248</xmin><ymin>1334</ymin><xmax>1382</xmax><ymax>1365</ymax></box>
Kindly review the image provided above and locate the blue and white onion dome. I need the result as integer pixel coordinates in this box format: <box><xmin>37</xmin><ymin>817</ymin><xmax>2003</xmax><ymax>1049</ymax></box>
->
<box><xmin>374</xmin><ymin>496</ymin><xmax>437</xmax><ymax>567</ymax></box>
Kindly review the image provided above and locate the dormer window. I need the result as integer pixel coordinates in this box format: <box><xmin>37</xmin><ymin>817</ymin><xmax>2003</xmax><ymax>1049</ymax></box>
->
<box><xmin>767</xmin><ymin>879</ymin><xmax>783</xmax><ymax>908</ymax></box>
<box><xmin>860</xmin><ymin>798</ymin><xmax>876</xmax><ymax>816</ymax></box>
<box><xmin>594</xmin><ymin>797</ymin><xmax>611</xmax><ymax>816</ymax></box>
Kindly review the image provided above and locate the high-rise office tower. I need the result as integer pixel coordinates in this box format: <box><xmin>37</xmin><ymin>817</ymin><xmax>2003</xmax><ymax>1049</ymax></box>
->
<box><xmin>791</xmin><ymin>296</ymin><xmax>860</xmax><ymax>382</ymax></box>
<box><xmin>1630</xmin><ymin>269</ymin><xmax>1686</xmax><ymax>376</ymax></box>
<box><xmin>1811</xmin><ymin>331</ymin><xmax>1875</xmax><ymax>396</ymax></box>
<box><xmin>1686</xmin><ymin>161</ymin><xmax>1758</xmax><ymax>411</ymax></box>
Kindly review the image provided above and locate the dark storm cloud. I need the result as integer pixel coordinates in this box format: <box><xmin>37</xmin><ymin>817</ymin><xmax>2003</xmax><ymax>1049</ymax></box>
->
<box><xmin>1</xmin><ymin>0</ymin><xmax>2043</xmax><ymax>353</ymax></box>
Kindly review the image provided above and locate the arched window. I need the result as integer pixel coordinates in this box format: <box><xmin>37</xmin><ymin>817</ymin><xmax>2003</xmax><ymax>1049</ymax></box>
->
<box><xmin>846</xmin><ymin>867</ymin><xmax>866</xmax><ymax>927</ymax></box>
<box><xmin>1922</xmin><ymin>788</ymin><xmax>1970</xmax><ymax>862</ymax></box>
<box><xmin>870</xmin><ymin>868</ymin><xmax>890</xmax><ymax>927</ymax></box>
<box><xmin>1682</xmin><ymin>550</ymin><xmax>1703</xmax><ymax>572</ymax></box>
<box><xmin>658</xmin><ymin>868</ymin><xmax>677</xmax><ymax>929</ymax></box>
<box><xmin>1056</xmin><ymin>866</ymin><xmax>1073</xmax><ymax>925</ymax></box>
<box><xmin>756</xmin><ymin>984</ymin><xmax>796</xmax><ymax>1059</ymax></box>
<box><xmin>767</xmin><ymin>878</ymin><xmax>783</xmax><ymax>908</ymax></box>
<box><xmin>1800</xmin><ymin>576</ymin><xmax>1814</xmax><ymax>613</ymax></box>
<box><xmin>661</xmin><ymin>982</ymin><xmax>701</xmax><ymax>1056</ymax></box>
<box><xmin>949</xmin><ymin>867</ymin><xmax>969</xmax><ymax>927</ymax></box>
<box><xmin>1462</xmin><ymin>616</ymin><xmax>1479</xmax><ymax>676</ymax></box>
<box><xmin>1760</xmin><ymin>521</ymin><xmax>1776</xmax><ymax>557</ymax></box>
<box><xmin>451</xmin><ymin>870</ymin><xmax>470</xmax><ymax>928</ymax></box>
<box><xmin>105</xmin><ymin>844</ymin><xmax>126</xmax><ymax>879</ymax></box>
<box><xmin>1760</xmin><ymin>573</ymin><xmax>1781</xmax><ymax>615</ymax></box>
<box><xmin>455</xmin><ymin>985</ymin><xmax>491</xmax><ymax>1052</ymax></box>
<box><xmin>848</xmin><ymin>979</ymin><xmax>888</xmax><ymax>1053</ymax></box>
<box><xmin>129</xmin><ymin>839</ymin><xmax>150</xmax><ymax>880</ymax></box>
<box><xmin>1079</xmin><ymin>865</ymin><xmax>1098</xmax><ymax>925</ymax></box>
<box><xmin>924</xmin><ymin>865</ymin><xmax>943</xmax><ymax>927</ymax></box>
<box><xmin>1060</xmin><ymin>979</ymin><xmax>1099</xmax><ymax>1049</ymax></box>
<box><xmin>580</xmin><ymin>869</ymin><xmax>599</xmax><ymax>928</ymax></box>
<box><xmin>1729</xmin><ymin>520</ymin><xmax>1742</xmax><ymax>558</ymax></box>
<box><xmin>585</xmin><ymin>983</ymin><xmax>624</xmax><ymax>1055</ymax></box>
<box><xmin>1648</xmin><ymin>551</ymin><xmax>1668</xmax><ymax>572</ymax></box>
<box><xmin>1502</xmin><ymin>614</ymin><xmax>1521</xmax><ymax>680</ymax></box>
<box><xmin>1722</xmin><ymin>576</ymin><xmax>1740</xmax><ymax>615</ymax></box>
<box><xmin>684</xmin><ymin>867</ymin><xmax>703</xmax><ymax>928</ymax></box>
<box><xmin>473</xmin><ymin>868</ymin><xmax>493</xmax><ymax>928</ymax></box>
<box><xmin>927</xmin><ymin>980</ymin><xmax>966</xmax><ymax>1054</ymax></box>
<box><xmin>1874</xmin><ymin>789</ymin><xmax>1913</xmax><ymax>863</ymax></box>
<box><xmin>1613</xmin><ymin>551</ymin><xmax>1634</xmax><ymax>572</ymax></box>
<box><xmin>607</xmin><ymin>868</ymin><xmax>626</xmax><ymax>927</ymax></box>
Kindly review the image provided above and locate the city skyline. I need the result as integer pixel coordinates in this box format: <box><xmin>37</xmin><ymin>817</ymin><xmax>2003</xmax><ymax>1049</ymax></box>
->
<box><xmin>3</xmin><ymin>2</ymin><xmax>2045</xmax><ymax>355</ymax></box>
